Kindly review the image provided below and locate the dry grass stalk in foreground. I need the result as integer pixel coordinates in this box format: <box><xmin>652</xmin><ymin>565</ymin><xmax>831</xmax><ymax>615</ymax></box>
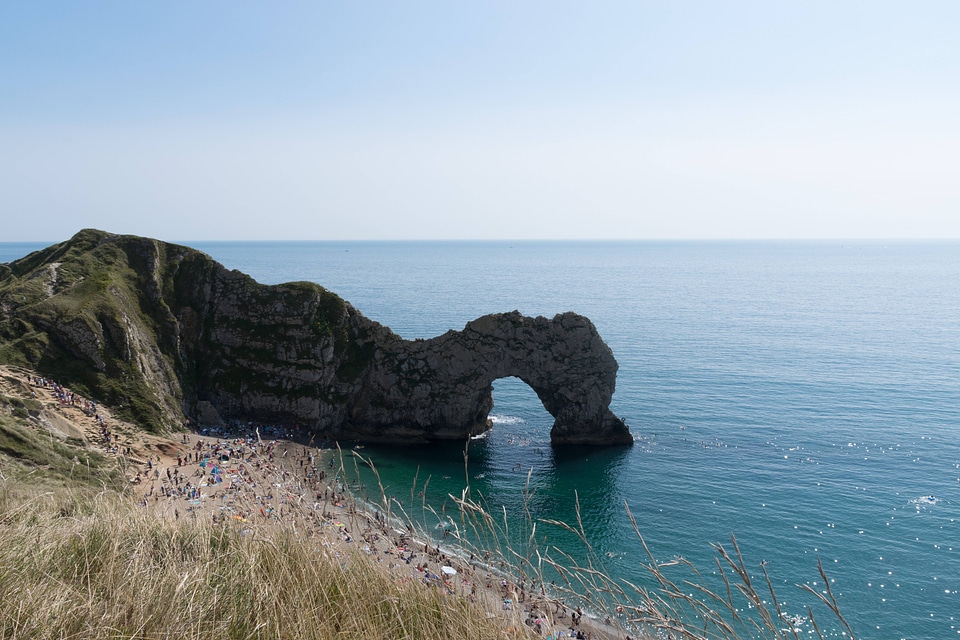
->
<box><xmin>346</xmin><ymin>447</ymin><xmax>857</xmax><ymax>640</ymax></box>
<box><xmin>542</xmin><ymin>498</ymin><xmax>856</xmax><ymax>640</ymax></box>
<box><xmin>0</xmin><ymin>485</ymin><xmax>531</xmax><ymax>640</ymax></box>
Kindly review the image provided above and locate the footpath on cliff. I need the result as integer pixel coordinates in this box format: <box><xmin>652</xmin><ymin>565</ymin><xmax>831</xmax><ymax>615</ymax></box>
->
<box><xmin>0</xmin><ymin>364</ymin><xmax>636</xmax><ymax>640</ymax></box>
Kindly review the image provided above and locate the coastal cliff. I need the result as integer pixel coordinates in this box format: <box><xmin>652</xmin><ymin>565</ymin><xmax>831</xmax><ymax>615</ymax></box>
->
<box><xmin>0</xmin><ymin>230</ymin><xmax>632</xmax><ymax>445</ymax></box>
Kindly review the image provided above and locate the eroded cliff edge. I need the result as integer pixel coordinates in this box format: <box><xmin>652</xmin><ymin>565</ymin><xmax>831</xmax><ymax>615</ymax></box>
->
<box><xmin>0</xmin><ymin>230</ymin><xmax>632</xmax><ymax>445</ymax></box>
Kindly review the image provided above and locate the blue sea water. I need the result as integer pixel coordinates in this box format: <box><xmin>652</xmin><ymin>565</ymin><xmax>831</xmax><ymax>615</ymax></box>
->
<box><xmin>4</xmin><ymin>240</ymin><xmax>960</xmax><ymax>638</ymax></box>
<box><xmin>0</xmin><ymin>243</ymin><xmax>50</xmax><ymax>264</ymax></box>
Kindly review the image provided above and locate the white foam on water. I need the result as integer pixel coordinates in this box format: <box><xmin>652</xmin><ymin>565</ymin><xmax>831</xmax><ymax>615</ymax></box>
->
<box><xmin>489</xmin><ymin>414</ymin><xmax>525</xmax><ymax>425</ymax></box>
<box><xmin>909</xmin><ymin>495</ymin><xmax>939</xmax><ymax>508</ymax></box>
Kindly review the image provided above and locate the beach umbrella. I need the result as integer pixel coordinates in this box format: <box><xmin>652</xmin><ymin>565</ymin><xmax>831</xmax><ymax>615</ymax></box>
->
<box><xmin>441</xmin><ymin>566</ymin><xmax>457</xmax><ymax>576</ymax></box>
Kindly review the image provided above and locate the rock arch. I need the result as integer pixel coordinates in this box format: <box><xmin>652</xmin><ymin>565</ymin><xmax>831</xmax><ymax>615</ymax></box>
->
<box><xmin>337</xmin><ymin>311</ymin><xmax>634</xmax><ymax>445</ymax></box>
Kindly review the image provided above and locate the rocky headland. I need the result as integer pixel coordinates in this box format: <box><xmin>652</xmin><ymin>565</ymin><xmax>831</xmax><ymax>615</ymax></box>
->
<box><xmin>0</xmin><ymin>230</ymin><xmax>632</xmax><ymax>445</ymax></box>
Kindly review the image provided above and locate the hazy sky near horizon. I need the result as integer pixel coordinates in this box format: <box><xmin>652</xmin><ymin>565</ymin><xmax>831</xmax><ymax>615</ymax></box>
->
<box><xmin>2</xmin><ymin>2</ymin><xmax>958</xmax><ymax>242</ymax></box>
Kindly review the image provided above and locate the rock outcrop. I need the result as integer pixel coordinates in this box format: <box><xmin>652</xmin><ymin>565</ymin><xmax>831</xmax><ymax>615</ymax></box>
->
<box><xmin>0</xmin><ymin>230</ymin><xmax>632</xmax><ymax>445</ymax></box>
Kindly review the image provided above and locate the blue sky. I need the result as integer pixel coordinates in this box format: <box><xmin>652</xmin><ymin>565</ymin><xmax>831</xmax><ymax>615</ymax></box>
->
<box><xmin>1</xmin><ymin>1</ymin><xmax>958</xmax><ymax>241</ymax></box>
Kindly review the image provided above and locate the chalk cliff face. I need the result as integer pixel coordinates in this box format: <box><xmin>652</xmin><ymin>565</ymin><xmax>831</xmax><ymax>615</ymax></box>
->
<box><xmin>0</xmin><ymin>230</ymin><xmax>632</xmax><ymax>445</ymax></box>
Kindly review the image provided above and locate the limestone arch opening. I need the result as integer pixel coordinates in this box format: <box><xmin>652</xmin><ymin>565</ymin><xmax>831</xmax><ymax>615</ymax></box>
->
<box><xmin>488</xmin><ymin>376</ymin><xmax>555</xmax><ymax>443</ymax></box>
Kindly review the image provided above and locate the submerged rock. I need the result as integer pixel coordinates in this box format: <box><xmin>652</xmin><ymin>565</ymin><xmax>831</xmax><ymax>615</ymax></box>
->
<box><xmin>0</xmin><ymin>229</ymin><xmax>632</xmax><ymax>445</ymax></box>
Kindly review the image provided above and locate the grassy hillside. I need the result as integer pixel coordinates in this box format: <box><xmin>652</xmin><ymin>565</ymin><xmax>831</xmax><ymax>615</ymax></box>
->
<box><xmin>0</xmin><ymin>491</ymin><xmax>531</xmax><ymax>640</ymax></box>
<box><xmin>0</xmin><ymin>230</ymin><xmax>367</xmax><ymax>436</ymax></box>
<box><xmin>0</xmin><ymin>230</ymin><xmax>184</xmax><ymax>432</ymax></box>
<box><xmin>0</xmin><ymin>406</ymin><xmax>121</xmax><ymax>490</ymax></box>
<box><xmin>0</xmin><ymin>375</ymin><xmax>532</xmax><ymax>640</ymax></box>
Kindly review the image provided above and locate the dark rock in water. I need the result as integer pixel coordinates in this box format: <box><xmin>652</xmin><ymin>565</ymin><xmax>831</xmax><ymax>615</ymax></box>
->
<box><xmin>0</xmin><ymin>229</ymin><xmax>632</xmax><ymax>445</ymax></box>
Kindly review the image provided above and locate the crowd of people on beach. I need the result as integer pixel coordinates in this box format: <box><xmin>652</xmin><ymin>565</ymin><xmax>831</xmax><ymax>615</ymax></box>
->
<box><xmin>139</xmin><ymin>431</ymin><xmax>606</xmax><ymax>638</ymax></box>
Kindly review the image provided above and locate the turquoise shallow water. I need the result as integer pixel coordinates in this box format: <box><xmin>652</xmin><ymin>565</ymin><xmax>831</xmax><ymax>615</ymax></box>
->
<box><xmin>4</xmin><ymin>240</ymin><xmax>960</xmax><ymax>638</ymax></box>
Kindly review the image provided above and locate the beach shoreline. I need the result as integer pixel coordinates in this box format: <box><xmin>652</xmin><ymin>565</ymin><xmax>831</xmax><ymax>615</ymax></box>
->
<box><xmin>132</xmin><ymin>432</ymin><xmax>632</xmax><ymax>640</ymax></box>
<box><xmin>2</xmin><ymin>364</ymin><xmax>636</xmax><ymax>640</ymax></box>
